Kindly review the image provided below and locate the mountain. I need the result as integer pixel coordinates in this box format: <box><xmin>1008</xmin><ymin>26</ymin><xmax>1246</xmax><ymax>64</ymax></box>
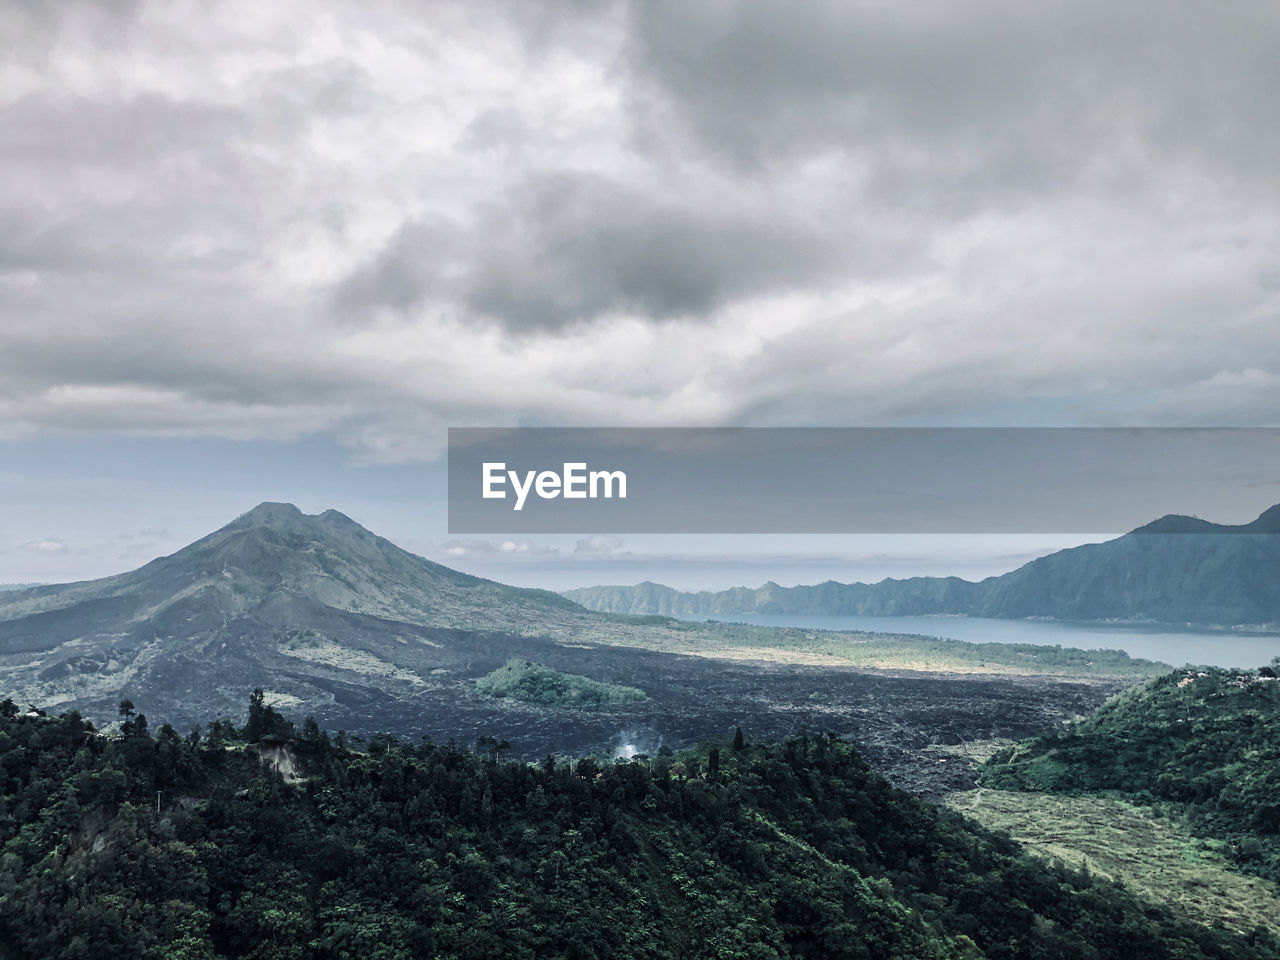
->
<box><xmin>0</xmin><ymin>503</ymin><xmax>606</xmax><ymax>736</ymax></box>
<box><xmin>564</xmin><ymin>505</ymin><xmax>1280</xmax><ymax>628</ymax></box>
<box><xmin>565</xmin><ymin>577</ymin><xmax>982</xmax><ymax>618</ymax></box>
<box><xmin>0</xmin><ymin>502</ymin><xmax>581</xmax><ymax>634</ymax></box>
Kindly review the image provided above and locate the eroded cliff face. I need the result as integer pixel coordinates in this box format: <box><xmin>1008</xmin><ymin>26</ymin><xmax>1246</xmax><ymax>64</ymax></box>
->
<box><xmin>256</xmin><ymin>740</ymin><xmax>304</xmax><ymax>782</ymax></box>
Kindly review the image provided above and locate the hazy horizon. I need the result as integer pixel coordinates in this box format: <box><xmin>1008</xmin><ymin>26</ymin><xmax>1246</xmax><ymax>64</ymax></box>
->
<box><xmin>0</xmin><ymin>490</ymin><xmax>1107</xmax><ymax>593</ymax></box>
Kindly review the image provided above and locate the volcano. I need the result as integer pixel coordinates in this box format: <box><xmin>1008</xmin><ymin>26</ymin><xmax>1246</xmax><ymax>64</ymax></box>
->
<box><xmin>0</xmin><ymin>503</ymin><xmax>599</xmax><ymax>731</ymax></box>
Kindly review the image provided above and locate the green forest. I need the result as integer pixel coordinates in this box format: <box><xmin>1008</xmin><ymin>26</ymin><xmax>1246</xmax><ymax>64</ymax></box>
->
<box><xmin>2</xmin><ymin>693</ymin><xmax>1277</xmax><ymax>959</ymax></box>
<box><xmin>981</xmin><ymin>664</ymin><xmax>1280</xmax><ymax>885</ymax></box>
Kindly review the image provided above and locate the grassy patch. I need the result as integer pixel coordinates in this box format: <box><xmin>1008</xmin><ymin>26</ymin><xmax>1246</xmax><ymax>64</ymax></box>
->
<box><xmin>577</xmin><ymin>619</ymin><xmax>1165</xmax><ymax>679</ymax></box>
<box><xmin>947</xmin><ymin>788</ymin><xmax>1280</xmax><ymax>936</ymax></box>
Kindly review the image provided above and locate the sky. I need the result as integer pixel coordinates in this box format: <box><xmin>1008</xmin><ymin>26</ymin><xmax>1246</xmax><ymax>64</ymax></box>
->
<box><xmin>2</xmin><ymin>1</ymin><xmax>1279</xmax><ymax>588</ymax></box>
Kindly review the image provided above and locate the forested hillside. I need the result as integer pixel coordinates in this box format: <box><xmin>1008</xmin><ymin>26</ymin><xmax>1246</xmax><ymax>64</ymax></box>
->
<box><xmin>1</xmin><ymin>697</ymin><xmax>1276</xmax><ymax>959</ymax></box>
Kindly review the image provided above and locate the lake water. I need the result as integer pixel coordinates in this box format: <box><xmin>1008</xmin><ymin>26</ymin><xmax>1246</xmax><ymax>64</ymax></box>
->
<box><xmin>677</xmin><ymin>613</ymin><xmax>1280</xmax><ymax>669</ymax></box>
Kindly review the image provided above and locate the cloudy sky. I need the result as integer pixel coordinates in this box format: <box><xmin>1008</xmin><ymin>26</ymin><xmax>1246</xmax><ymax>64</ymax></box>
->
<box><xmin>2</xmin><ymin>1</ymin><xmax>1278</xmax><ymax>587</ymax></box>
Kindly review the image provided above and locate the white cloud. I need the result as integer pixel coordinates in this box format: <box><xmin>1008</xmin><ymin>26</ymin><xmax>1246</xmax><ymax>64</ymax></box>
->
<box><xmin>575</xmin><ymin>535</ymin><xmax>625</xmax><ymax>554</ymax></box>
<box><xmin>18</xmin><ymin>538</ymin><xmax>69</xmax><ymax>554</ymax></box>
<box><xmin>434</xmin><ymin>537</ymin><xmax>559</xmax><ymax>559</ymax></box>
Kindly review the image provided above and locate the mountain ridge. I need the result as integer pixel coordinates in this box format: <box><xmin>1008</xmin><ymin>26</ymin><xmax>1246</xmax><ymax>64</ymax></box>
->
<box><xmin>563</xmin><ymin>505</ymin><xmax>1280</xmax><ymax>628</ymax></box>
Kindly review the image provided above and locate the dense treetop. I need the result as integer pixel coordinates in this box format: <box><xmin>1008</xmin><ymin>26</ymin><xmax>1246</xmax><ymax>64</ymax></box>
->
<box><xmin>1</xmin><ymin>693</ymin><xmax>1276</xmax><ymax>959</ymax></box>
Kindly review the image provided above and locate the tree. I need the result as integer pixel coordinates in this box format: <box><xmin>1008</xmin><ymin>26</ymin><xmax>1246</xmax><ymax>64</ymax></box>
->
<box><xmin>244</xmin><ymin>688</ymin><xmax>293</xmax><ymax>743</ymax></box>
<box><xmin>246</xmin><ymin>688</ymin><xmax>268</xmax><ymax>742</ymax></box>
<box><xmin>301</xmin><ymin>716</ymin><xmax>322</xmax><ymax>743</ymax></box>
<box><xmin>733</xmin><ymin>727</ymin><xmax>746</xmax><ymax>752</ymax></box>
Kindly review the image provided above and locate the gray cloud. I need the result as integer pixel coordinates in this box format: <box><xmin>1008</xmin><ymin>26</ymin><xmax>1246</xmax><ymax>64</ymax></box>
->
<box><xmin>337</xmin><ymin>172</ymin><xmax>845</xmax><ymax>328</ymax></box>
<box><xmin>626</xmin><ymin>2</ymin><xmax>1280</xmax><ymax>188</ymax></box>
<box><xmin>0</xmin><ymin>0</ymin><xmax>1278</xmax><ymax>457</ymax></box>
<box><xmin>1</xmin><ymin>0</ymin><xmax>145</xmax><ymax>53</ymax></box>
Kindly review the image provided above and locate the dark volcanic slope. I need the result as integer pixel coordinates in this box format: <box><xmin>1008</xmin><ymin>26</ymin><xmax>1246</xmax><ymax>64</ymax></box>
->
<box><xmin>565</xmin><ymin>504</ymin><xmax>1280</xmax><ymax>628</ymax></box>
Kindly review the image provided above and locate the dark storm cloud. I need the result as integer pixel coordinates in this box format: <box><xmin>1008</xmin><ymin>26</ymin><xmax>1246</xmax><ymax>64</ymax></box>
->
<box><xmin>336</xmin><ymin>171</ymin><xmax>844</xmax><ymax>329</ymax></box>
<box><xmin>464</xmin><ymin>174</ymin><xmax>838</xmax><ymax>327</ymax></box>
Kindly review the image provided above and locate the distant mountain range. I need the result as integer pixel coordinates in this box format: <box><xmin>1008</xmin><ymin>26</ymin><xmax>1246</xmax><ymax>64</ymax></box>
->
<box><xmin>563</xmin><ymin>505</ymin><xmax>1280</xmax><ymax>629</ymax></box>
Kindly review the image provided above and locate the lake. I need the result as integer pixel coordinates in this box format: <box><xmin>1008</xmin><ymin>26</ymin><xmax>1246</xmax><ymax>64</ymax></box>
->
<box><xmin>676</xmin><ymin>613</ymin><xmax>1280</xmax><ymax>669</ymax></box>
